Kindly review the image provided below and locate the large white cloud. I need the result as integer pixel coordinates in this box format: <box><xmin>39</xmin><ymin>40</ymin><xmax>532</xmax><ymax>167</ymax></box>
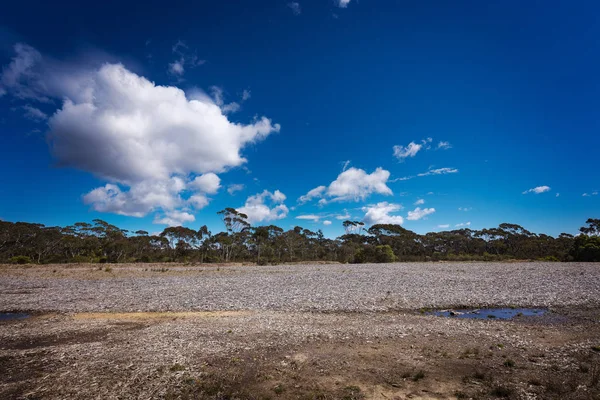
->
<box><xmin>300</xmin><ymin>167</ymin><xmax>392</xmax><ymax>204</ymax></box>
<box><xmin>362</xmin><ymin>202</ymin><xmax>404</xmax><ymax>225</ymax></box>
<box><xmin>49</xmin><ymin>64</ymin><xmax>279</xmax><ymax>183</ymax></box>
<box><xmin>0</xmin><ymin>44</ymin><xmax>280</xmax><ymax>223</ymax></box>
<box><xmin>237</xmin><ymin>190</ymin><xmax>289</xmax><ymax>224</ymax></box>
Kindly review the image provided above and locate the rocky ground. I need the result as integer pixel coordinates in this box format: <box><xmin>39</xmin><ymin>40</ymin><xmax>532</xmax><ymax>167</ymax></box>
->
<box><xmin>0</xmin><ymin>262</ymin><xmax>599</xmax><ymax>399</ymax></box>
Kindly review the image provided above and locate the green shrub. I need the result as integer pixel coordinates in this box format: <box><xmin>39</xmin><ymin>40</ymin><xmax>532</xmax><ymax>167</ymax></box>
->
<box><xmin>9</xmin><ymin>255</ymin><xmax>32</xmax><ymax>264</ymax></box>
<box><xmin>353</xmin><ymin>245</ymin><xmax>397</xmax><ymax>263</ymax></box>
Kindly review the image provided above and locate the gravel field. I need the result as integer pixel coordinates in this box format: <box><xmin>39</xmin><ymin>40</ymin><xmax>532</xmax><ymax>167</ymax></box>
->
<box><xmin>1</xmin><ymin>262</ymin><xmax>600</xmax><ymax>399</ymax></box>
<box><xmin>1</xmin><ymin>262</ymin><xmax>599</xmax><ymax>313</ymax></box>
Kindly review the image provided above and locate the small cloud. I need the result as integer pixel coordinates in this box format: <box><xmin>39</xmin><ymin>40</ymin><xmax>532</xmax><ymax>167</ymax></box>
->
<box><xmin>168</xmin><ymin>40</ymin><xmax>205</xmax><ymax>79</ymax></box>
<box><xmin>437</xmin><ymin>224</ymin><xmax>450</xmax><ymax>229</ymax></box>
<box><xmin>227</xmin><ymin>184</ymin><xmax>245</xmax><ymax>195</ymax></box>
<box><xmin>458</xmin><ymin>207</ymin><xmax>472</xmax><ymax>212</ymax></box>
<box><xmin>556</xmin><ymin>193</ymin><xmax>560</xmax><ymax>197</ymax></box>
<box><xmin>583</xmin><ymin>192</ymin><xmax>598</xmax><ymax>197</ymax></box>
<box><xmin>242</xmin><ymin>89</ymin><xmax>251</xmax><ymax>101</ymax></box>
<box><xmin>407</xmin><ymin>207</ymin><xmax>435</xmax><ymax>221</ymax></box>
<box><xmin>323</xmin><ymin>220</ymin><xmax>332</xmax><ymax>226</ymax></box>
<box><xmin>190</xmin><ymin>173</ymin><xmax>221</xmax><ymax>194</ymax></box>
<box><xmin>437</xmin><ymin>141</ymin><xmax>452</xmax><ymax>150</ymax></box>
<box><xmin>414</xmin><ymin>199</ymin><xmax>425</xmax><ymax>205</ymax></box>
<box><xmin>335</xmin><ymin>211</ymin><xmax>350</xmax><ymax>220</ymax></box>
<box><xmin>362</xmin><ymin>202</ymin><xmax>404</xmax><ymax>225</ymax></box>
<box><xmin>22</xmin><ymin>105</ymin><xmax>48</xmax><ymax>121</ymax></box>
<box><xmin>522</xmin><ymin>186</ymin><xmax>551</xmax><ymax>195</ymax></box>
<box><xmin>154</xmin><ymin>210</ymin><xmax>195</xmax><ymax>227</ymax></box>
<box><xmin>337</xmin><ymin>0</ymin><xmax>351</xmax><ymax>8</ymax></box>
<box><xmin>455</xmin><ymin>222</ymin><xmax>471</xmax><ymax>227</ymax></box>
<box><xmin>168</xmin><ymin>59</ymin><xmax>185</xmax><ymax>76</ymax></box>
<box><xmin>296</xmin><ymin>214</ymin><xmax>320</xmax><ymax>222</ymax></box>
<box><xmin>287</xmin><ymin>2</ymin><xmax>301</xmax><ymax>15</ymax></box>
<box><xmin>393</xmin><ymin>138</ymin><xmax>432</xmax><ymax>161</ymax></box>
<box><xmin>211</xmin><ymin>86</ymin><xmax>241</xmax><ymax>114</ymax></box>
<box><xmin>417</xmin><ymin>167</ymin><xmax>459</xmax><ymax>177</ymax></box>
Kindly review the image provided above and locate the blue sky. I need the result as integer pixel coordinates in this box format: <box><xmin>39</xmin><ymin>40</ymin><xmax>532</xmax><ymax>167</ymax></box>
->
<box><xmin>0</xmin><ymin>0</ymin><xmax>598</xmax><ymax>237</ymax></box>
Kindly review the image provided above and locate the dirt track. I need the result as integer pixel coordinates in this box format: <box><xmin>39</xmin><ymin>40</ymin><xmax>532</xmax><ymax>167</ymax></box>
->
<box><xmin>1</xmin><ymin>262</ymin><xmax>599</xmax><ymax>399</ymax></box>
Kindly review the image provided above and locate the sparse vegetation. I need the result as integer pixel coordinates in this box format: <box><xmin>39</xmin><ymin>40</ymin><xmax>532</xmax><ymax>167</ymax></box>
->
<box><xmin>169</xmin><ymin>363</ymin><xmax>185</xmax><ymax>372</ymax></box>
<box><xmin>491</xmin><ymin>385</ymin><xmax>514</xmax><ymax>397</ymax></box>
<box><xmin>412</xmin><ymin>370</ymin><xmax>426</xmax><ymax>381</ymax></box>
<box><xmin>503</xmin><ymin>359</ymin><xmax>515</xmax><ymax>368</ymax></box>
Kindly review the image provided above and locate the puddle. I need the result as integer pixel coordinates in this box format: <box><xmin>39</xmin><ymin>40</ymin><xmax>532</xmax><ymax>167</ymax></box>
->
<box><xmin>426</xmin><ymin>308</ymin><xmax>546</xmax><ymax>320</ymax></box>
<box><xmin>0</xmin><ymin>312</ymin><xmax>30</xmax><ymax>321</ymax></box>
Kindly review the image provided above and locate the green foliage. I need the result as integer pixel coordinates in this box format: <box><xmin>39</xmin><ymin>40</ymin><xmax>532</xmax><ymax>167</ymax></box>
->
<box><xmin>353</xmin><ymin>245</ymin><xmax>397</xmax><ymax>263</ymax></box>
<box><xmin>0</xmin><ymin>217</ymin><xmax>597</xmax><ymax>264</ymax></box>
<box><xmin>9</xmin><ymin>255</ymin><xmax>31</xmax><ymax>264</ymax></box>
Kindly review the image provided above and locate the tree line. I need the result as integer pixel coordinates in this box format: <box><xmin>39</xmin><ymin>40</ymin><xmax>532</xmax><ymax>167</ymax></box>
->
<box><xmin>1</xmin><ymin>209</ymin><xmax>598</xmax><ymax>264</ymax></box>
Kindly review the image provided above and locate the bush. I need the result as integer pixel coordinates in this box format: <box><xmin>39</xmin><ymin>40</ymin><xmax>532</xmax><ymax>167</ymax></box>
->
<box><xmin>9</xmin><ymin>255</ymin><xmax>32</xmax><ymax>264</ymax></box>
<box><xmin>353</xmin><ymin>245</ymin><xmax>397</xmax><ymax>263</ymax></box>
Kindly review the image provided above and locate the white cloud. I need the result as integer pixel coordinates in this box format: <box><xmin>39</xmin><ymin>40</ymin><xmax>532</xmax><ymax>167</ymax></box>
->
<box><xmin>242</xmin><ymin>89</ymin><xmax>251</xmax><ymax>101</ymax></box>
<box><xmin>300</xmin><ymin>167</ymin><xmax>392</xmax><ymax>204</ymax></box>
<box><xmin>335</xmin><ymin>212</ymin><xmax>350</xmax><ymax>220</ymax></box>
<box><xmin>190</xmin><ymin>173</ymin><xmax>221</xmax><ymax>194</ymax></box>
<box><xmin>0</xmin><ymin>44</ymin><xmax>280</xmax><ymax>222</ymax></box>
<box><xmin>168</xmin><ymin>59</ymin><xmax>185</xmax><ymax>76</ymax></box>
<box><xmin>83</xmin><ymin>178</ymin><xmax>186</xmax><ymax>217</ymax></box>
<box><xmin>22</xmin><ymin>105</ymin><xmax>47</xmax><ymax>121</ymax></box>
<box><xmin>437</xmin><ymin>224</ymin><xmax>450</xmax><ymax>229</ymax></box>
<box><xmin>153</xmin><ymin>210</ymin><xmax>195</xmax><ymax>227</ymax></box>
<box><xmin>237</xmin><ymin>190</ymin><xmax>289</xmax><ymax>224</ymax></box>
<box><xmin>455</xmin><ymin>222</ymin><xmax>471</xmax><ymax>227</ymax></box>
<box><xmin>288</xmin><ymin>2</ymin><xmax>301</xmax><ymax>15</ymax></box>
<box><xmin>583</xmin><ymin>192</ymin><xmax>598</xmax><ymax>197</ymax></box>
<box><xmin>188</xmin><ymin>194</ymin><xmax>209</xmax><ymax>209</ymax></box>
<box><xmin>296</xmin><ymin>214</ymin><xmax>320</xmax><ymax>222</ymax></box>
<box><xmin>406</xmin><ymin>207</ymin><xmax>435</xmax><ymax>221</ymax></box>
<box><xmin>362</xmin><ymin>202</ymin><xmax>404</xmax><ymax>225</ymax></box>
<box><xmin>522</xmin><ymin>186</ymin><xmax>551</xmax><ymax>195</ymax></box>
<box><xmin>556</xmin><ymin>193</ymin><xmax>560</xmax><ymax>197</ymax></box>
<box><xmin>458</xmin><ymin>207</ymin><xmax>472</xmax><ymax>211</ymax></box>
<box><xmin>437</xmin><ymin>141</ymin><xmax>452</xmax><ymax>150</ymax></box>
<box><xmin>210</xmin><ymin>86</ymin><xmax>242</xmax><ymax>114</ymax></box>
<box><xmin>417</xmin><ymin>167</ymin><xmax>458</xmax><ymax>177</ymax></box>
<box><xmin>227</xmin><ymin>183</ymin><xmax>245</xmax><ymax>195</ymax></box>
<box><xmin>392</xmin><ymin>138</ymin><xmax>434</xmax><ymax>161</ymax></box>
<box><xmin>298</xmin><ymin>185</ymin><xmax>326</xmax><ymax>204</ymax></box>
<box><xmin>393</xmin><ymin>141</ymin><xmax>422</xmax><ymax>161</ymax></box>
<box><xmin>392</xmin><ymin>166</ymin><xmax>458</xmax><ymax>182</ymax></box>
<box><xmin>0</xmin><ymin>43</ymin><xmax>97</xmax><ymax>103</ymax></box>
<box><xmin>337</xmin><ymin>0</ymin><xmax>351</xmax><ymax>8</ymax></box>
<box><xmin>48</xmin><ymin>64</ymin><xmax>279</xmax><ymax>184</ymax></box>
<box><xmin>168</xmin><ymin>40</ymin><xmax>205</xmax><ymax>79</ymax></box>
<box><xmin>323</xmin><ymin>220</ymin><xmax>332</xmax><ymax>226</ymax></box>
<box><xmin>414</xmin><ymin>199</ymin><xmax>425</xmax><ymax>205</ymax></box>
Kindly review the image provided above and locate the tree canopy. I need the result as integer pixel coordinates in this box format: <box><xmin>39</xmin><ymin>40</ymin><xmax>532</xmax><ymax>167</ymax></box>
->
<box><xmin>0</xmin><ymin>217</ymin><xmax>597</xmax><ymax>264</ymax></box>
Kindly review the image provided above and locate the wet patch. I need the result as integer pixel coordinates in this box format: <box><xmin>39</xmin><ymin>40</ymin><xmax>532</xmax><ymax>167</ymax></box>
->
<box><xmin>0</xmin><ymin>312</ymin><xmax>30</xmax><ymax>321</ymax></box>
<box><xmin>426</xmin><ymin>308</ymin><xmax>546</xmax><ymax>320</ymax></box>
